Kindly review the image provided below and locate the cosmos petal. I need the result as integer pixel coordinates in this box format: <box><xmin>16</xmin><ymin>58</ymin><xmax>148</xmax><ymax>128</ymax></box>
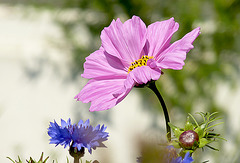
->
<box><xmin>75</xmin><ymin>78</ymin><xmax>126</xmax><ymax>111</ymax></box>
<box><xmin>82</xmin><ymin>49</ymin><xmax>127</xmax><ymax>79</ymax></box>
<box><xmin>101</xmin><ymin>16</ymin><xmax>147</xmax><ymax>67</ymax></box>
<box><xmin>113</xmin><ymin>66</ymin><xmax>161</xmax><ymax>102</ymax></box>
<box><xmin>145</xmin><ymin>17</ymin><xmax>179</xmax><ymax>57</ymax></box>
<box><xmin>128</xmin><ymin>66</ymin><xmax>162</xmax><ymax>85</ymax></box>
<box><xmin>156</xmin><ymin>27</ymin><xmax>201</xmax><ymax>70</ymax></box>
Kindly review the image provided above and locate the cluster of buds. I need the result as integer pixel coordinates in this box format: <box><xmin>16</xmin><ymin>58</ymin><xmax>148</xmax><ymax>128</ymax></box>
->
<box><xmin>168</xmin><ymin>112</ymin><xmax>225</xmax><ymax>155</ymax></box>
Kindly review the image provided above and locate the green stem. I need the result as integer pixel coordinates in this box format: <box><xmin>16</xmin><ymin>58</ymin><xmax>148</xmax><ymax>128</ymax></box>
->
<box><xmin>147</xmin><ymin>81</ymin><xmax>171</xmax><ymax>141</ymax></box>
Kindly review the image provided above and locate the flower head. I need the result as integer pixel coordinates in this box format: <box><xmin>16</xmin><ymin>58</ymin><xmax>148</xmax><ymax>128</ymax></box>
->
<box><xmin>47</xmin><ymin>118</ymin><xmax>109</xmax><ymax>154</ymax></box>
<box><xmin>137</xmin><ymin>145</ymin><xmax>193</xmax><ymax>163</ymax></box>
<box><xmin>75</xmin><ymin>16</ymin><xmax>200</xmax><ymax>111</ymax></box>
<box><xmin>71</xmin><ymin>119</ymin><xmax>109</xmax><ymax>154</ymax></box>
<box><xmin>165</xmin><ymin>146</ymin><xmax>194</xmax><ymax>163</ymax></box>
<box><xmin>171</xmin><ymin>152</ymin><xmax>194</xmax><ymax>163</ymax></box>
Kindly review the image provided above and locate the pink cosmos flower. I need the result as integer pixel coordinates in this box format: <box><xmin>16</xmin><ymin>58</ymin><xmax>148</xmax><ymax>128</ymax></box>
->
<box><xmin>75</xmin><ymin>16</ymin><xmax>200</xmax><ymax>111</ymax></box>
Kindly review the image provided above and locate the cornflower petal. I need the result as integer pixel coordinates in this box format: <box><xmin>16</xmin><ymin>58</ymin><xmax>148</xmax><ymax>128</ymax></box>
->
<box><xmin>182</xmin><ymin>152</ymin><xmax>194</xmax><ymax>163</ymax></box>
<box><xmin>78</xmin><ymin>119</ymin><xmax>90</xmax><ymax>128</ymax></box>
<box><xmin>72</xmin><ymin>120</ymin><xmax>109</xmax><ymax>154</ymax></box>
<box><xmin>61</xmin><ymin>118</ymin><xmax>71</xmax><ymax>128</ymax></box>
<box><xmin>170</xmin><ymin>152</ymin><xmax>194</xmax><ymax>163</ymax></box>
<box><xmin>47</xmin><ymin>120</ymin><xmax>72</xmax><ymax>148</ymax></box>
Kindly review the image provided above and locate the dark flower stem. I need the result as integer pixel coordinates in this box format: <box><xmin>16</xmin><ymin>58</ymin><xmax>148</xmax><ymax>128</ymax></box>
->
<box><xmin>147</xmin><ymin>81</ymin><xmax>171</xmax><ymax>141</ymax></box>
<box><xmin>74</xmin><ymin>157</ymin><xmax>80</xmax><ymax>163</ymax></box>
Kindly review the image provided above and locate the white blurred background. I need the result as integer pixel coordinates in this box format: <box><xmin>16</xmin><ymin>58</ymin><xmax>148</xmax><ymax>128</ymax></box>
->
<box><xmin>0</xmin><ymin>3</ymin><xmax>239</xmax><ymax>163</ymax></box>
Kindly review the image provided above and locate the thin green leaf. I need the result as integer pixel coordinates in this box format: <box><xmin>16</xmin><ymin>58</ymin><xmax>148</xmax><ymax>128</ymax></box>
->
<box><xmin>207</xmin><ymin>117</ymin><xmax>222</xmax><ymax>126</ymax></box>
<box><xmin>206</xmin><ymin>122</ymin><xmax>224</xmax><ymax>130</ymax></box>
<box><xmin>206</xmin><ymin>144</ymin><xmax>219</xmax><ymax>151</ymax></box>
<box><xmin>6</xmin><ymin>157</ymin><xmax>15</xmax><ymax>163</ymax></box>
<box><xmin>209</xmin><ymin>112</ymin><xmax>219</xmax><ymax>119</ymax></box>
<box><xmin>188</xmin><ymin>113</ymin><xmax>199</xmax><ymax>127</ymax></box>
<box><xmin>43</xmin><ymin>156</ymin><xmax>49</xmax><ymax>163</ymax></box>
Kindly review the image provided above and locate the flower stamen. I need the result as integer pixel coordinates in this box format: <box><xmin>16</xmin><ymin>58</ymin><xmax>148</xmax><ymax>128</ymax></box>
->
<box><xmin>128</xmin><ymin>55</ymin><xmax>153</xmax><ymax>73</ymax></box>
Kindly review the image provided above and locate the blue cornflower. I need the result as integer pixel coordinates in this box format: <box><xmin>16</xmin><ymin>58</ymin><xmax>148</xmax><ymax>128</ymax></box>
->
<box><xmin>166</xmin><ymin>146</ymin><xmax>194</xmax><ymax>163</ymax></box>
<box><xmin>136</xmin><ymin>157</ymin><xmax>142</xmax><ymax>163</ymax></box>
<box><xmin>171</xmin><ymin>152</ymin><xmax>194</xmax><ymax>163</ymax></box>
<box><xmin>136</xmin><ymin>145</ymin><xmax>194</xmax><ymax>163</ymax></box>
<box><xmin>47</xmin><ymin>118</ymin><xmax>109</xmax><ymax>154</ymax></box>
<box><xmin>48</xmin><ymin>119</ymin><xmax>72</xmax><ymax>148</ymax></box>
<box><xmin>71</xmin><ymin>119</ymin><xmax>109</xmax><ymax>154</ymax></box>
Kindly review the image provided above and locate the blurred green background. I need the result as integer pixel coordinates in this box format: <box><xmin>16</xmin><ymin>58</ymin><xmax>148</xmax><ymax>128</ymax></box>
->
<box><xmin>1</xmin><ymin>0</ymin><xmax>240</xmax><ymax>162</ymax></box>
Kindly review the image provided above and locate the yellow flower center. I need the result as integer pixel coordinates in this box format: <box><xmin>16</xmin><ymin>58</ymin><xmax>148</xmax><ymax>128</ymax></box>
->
<box><xmin>128</xmin><ymin>55</ymin><xmax>153</xmax><ymax>73</ymax></box>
